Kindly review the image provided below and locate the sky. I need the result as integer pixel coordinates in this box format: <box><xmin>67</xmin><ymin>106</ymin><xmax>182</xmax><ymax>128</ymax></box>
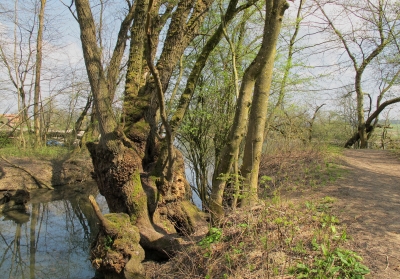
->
<box><xmin>0</xmin><ymin>0</ymin><xmax>85</xmax><ymax>114</ymax></box>
<box><xmin>0</xmin><ymin>0</ymin><xmax>399</xmax><ymax>120</ymax></box>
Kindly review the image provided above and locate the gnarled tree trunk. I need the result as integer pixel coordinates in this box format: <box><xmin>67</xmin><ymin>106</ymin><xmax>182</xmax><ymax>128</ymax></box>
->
<box><xmin>74</xmin><ymin>0</ymin><xmax>212</xmax><ymax>277</ymax></box>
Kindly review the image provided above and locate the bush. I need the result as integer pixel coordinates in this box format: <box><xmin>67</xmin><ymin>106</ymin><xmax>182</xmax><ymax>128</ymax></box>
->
<box><xmin>0</xmin><ymin>132</ymin><xmax>12</xmax><ymax>148</ymax></box>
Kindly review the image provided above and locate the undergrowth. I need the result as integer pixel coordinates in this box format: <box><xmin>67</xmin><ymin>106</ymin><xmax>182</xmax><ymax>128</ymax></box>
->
<box><xmin>144</xmin><ymin>144</ymin><xmax>369</xmax><ymax>278</ymax></box>
<box><xmin>145</xmin><ymin>196</ymin><xmax>369</xmax><ymax>278</ymax></box>
<box><xmin>259</xmin><ymin>144</ymin><xmax>346</xmax><ymax>196</ymax></box>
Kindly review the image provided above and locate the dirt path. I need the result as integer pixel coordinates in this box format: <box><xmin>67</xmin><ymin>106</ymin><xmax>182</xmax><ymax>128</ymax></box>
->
<box><xmin>315</xmin><ymin>149</ymin><xmax>400</xmax><ymax>278</ymax></box>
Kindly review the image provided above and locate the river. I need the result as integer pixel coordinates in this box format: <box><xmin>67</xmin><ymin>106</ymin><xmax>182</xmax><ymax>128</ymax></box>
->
<box><xmin>0</xmin><ymin>182</ymin><xmax>108</xmax><ymax>279</ymax></box>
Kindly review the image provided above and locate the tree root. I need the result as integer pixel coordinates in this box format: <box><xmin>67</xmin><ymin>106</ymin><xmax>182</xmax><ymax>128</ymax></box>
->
<box><xmin>88</xmin><ymin>195</ymin><xmax>147</xmax><ymax>279</ymax></box>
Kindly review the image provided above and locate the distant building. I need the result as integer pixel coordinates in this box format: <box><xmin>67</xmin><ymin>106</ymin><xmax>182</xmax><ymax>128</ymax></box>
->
<box><xmin>0</xmin><ymin>114</ymin><xmax>21</xmax><ymax>127</ymax></box>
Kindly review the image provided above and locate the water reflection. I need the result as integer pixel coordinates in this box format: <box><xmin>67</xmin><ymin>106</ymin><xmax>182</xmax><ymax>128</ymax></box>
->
<box><xmin>0</xmin><ymin>182</ymin><xmax>108</xmax><ymax>279</ymax></box>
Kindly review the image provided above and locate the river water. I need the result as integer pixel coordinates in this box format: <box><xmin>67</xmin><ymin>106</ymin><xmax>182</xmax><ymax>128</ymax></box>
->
<box><xmin>0</xmin><ymin>182</ymin><xmax>108</xmax><ymax>279</ymax></box>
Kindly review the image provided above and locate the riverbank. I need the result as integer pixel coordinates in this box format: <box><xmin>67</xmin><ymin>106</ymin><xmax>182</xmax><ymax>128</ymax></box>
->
<box><xmin>0</xmin><ymin>149</ymin><xmax>94</xmax><ymax>191</ymax></box>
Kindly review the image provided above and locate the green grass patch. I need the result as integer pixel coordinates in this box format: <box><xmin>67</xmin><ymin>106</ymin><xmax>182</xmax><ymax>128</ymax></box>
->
<box><xmin>0</xmin><ymin>145</ymin><xmax>71</xmax><ymax>160</ymax></box>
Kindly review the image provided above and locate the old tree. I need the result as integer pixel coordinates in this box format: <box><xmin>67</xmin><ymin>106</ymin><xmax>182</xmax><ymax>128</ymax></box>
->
<box><xmin>315</xmin><ymin>0</ymin><xmax>400</xmax><ymax>148</ymax></box>
<box><xmin>74</xmin><ymin>0</ymin><xmax>289</xmax><ymax>277</ymax></box>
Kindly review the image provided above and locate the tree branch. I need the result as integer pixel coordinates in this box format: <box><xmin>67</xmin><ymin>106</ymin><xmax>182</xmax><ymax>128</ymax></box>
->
<box><xmin>146</xmin><ymin>0</ymin><xmax>175</xmax><ymax>180</ymax></box>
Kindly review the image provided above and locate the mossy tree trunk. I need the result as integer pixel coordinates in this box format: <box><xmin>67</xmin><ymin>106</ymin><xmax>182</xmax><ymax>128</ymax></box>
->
<box><xmin>240</xmin><ymin>0</ymin><xmax>288</xmax><ymax>207</ymax></box>
<box><xmin>74</xmin><ymin>0</ymin><xmax>217</xmax><ymax>276</ymax></box>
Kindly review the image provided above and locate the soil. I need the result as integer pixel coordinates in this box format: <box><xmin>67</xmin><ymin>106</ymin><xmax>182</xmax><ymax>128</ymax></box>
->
<box><xmin>302</xmin><ymin>149</ymin><xmax>400</xmax><ymax>278</ymax></box>
<box><xmin>0</xmin><ymin>153</ymin><xmax>94</xmax><ymax>191</ymax></box>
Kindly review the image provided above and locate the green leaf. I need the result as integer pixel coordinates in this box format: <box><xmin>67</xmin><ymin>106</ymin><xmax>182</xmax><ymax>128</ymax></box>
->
<box><xmin>321</xmin><ymin>244</ymin><xmax>328</xmax><ymax>256</ymax></box>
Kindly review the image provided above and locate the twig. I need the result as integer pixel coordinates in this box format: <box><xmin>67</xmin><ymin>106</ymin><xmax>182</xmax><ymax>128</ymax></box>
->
<box><xmin>384</xmin><ymin>254</ymin><xmax>389</xmax><ymax>270</ymax></box>
<box><xmin>381</xmin><ymin>253</ymin><xmax>400</xmax><ymax>262</ymax></box>
<box><xmin>0</xmin><ymin>156</ymin><xmax>53</xmax><ymax>190</ymax></box>
<box><xmin>378</xmin><ymin>253</ymin><xmax>393</xmax><ymax>271</ymax></box>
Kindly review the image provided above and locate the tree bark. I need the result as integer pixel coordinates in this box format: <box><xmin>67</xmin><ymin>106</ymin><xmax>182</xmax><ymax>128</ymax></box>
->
<box><xmin>240</xmin><ymin>0</ymin><xmax>289</xmax><ymax>207</ymax></box>
<box><xmin>265</xmin><ymin>0</ymin><xmax>304</xmax><ymax>138</ymax></box>
<box><xmin>210</xmin><ymin>0</ymin><xmax>289</xmax><ymax>219</ymax></box>
<box><xmin>34</xmin><ymin>0</ymin><xmax>46</xmax><ymax>147</ymax></box>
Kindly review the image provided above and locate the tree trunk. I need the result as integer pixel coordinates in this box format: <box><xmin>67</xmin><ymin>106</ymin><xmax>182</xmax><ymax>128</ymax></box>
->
<box><xmin>239</xmin><ymin>0</ymin><xmax>288</xmax><ymax>207</ymax></box>
<box><xmin>356</xmin><ymin>73</ymin><xmax>368</xmax><ymax>148</ymax></box>
<box><xmin>265</xmin><ymin>0</ymin><xmax>304</xmax><ymax>138</ymax></box>
<box><xmin>210</xmin><ymin>0</ymin><xmax>289</xmax><ymax>220</ymax></box>
<box><xmin>75</xmin><ymin>0</ymin><xmax>213</xmax><ymax>276</ymax></box>
<box><xmin>345</xmin><ymin>97</ymin><xmax>400</xmax><ymax>148</ymax></box>
<box><xmin>73</xmin><ymin>93</ymin><xmax>92</xmax><ymax>145</ymax></box>
<box><xmin>34</xmin><ymin>0</ymin><xmax>46</xmax><ymax>147</ymax></box>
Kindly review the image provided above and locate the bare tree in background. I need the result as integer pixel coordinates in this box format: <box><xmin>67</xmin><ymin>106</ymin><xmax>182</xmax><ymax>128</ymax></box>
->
<box><xmin>315</xmin><ymin>0</ymin><xmax>400</xmax><ymax>148</ymax></box>
<box><xmin>33</xmin><ymin>0</ymin><xmax>46</xmax><ymax>146</ymax></box>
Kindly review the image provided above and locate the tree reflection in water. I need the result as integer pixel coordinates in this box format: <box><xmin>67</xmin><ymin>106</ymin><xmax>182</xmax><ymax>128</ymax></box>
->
<box><xmin>0</xmin><ymin>183</ymin><xmax>107</xmax><ymax>279</ymax></box>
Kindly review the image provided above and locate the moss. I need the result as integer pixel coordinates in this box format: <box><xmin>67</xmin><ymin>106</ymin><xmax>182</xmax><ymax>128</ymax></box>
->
<box><xmin>151</xmin><ymin>143</ymin><xmax>169</xmax><ymax>176</ymax></box>
<box><xmin>104</xmin><ymin>213</ymin><xmax>131</xmax><ymax>233</ymax></box>
<box><xmin>123</xmin><ymin>95</ymin><xmax>151</xmax><ymax>127</ymax></box>
<box><xmin>130</xmin><ymin>170</ymin><xmax>148</xmax><ymax>223</ymax></box>
<box><xmin>112</xmin><ymin>225</ymin><xmax>141</xmax><ymax>248</ymax></box>
<box><xmin>145</xmin><ymin>175</ymin><xmax>159</xmax><ymax>208</ymax></box>
<box><xmin>132</xmin><ymin>120</ymin><xmax>149</xmax><ymax>135</ymax></box>
<box><xmin>181</xmin><ymin>200</ymin><xmax>200</xmax><ymax>217</ymax></box>
<box><xmin>131</xmin><ymin>170</ymin><xmax>142</xmax><ymax>193</ymax></box>
<box><xmin>91</xmin><ymin>213</ymin><xmax>145</xmax><ymax>277</ymax></box>
<box><xmin>149</xmin><ymin>175</ymin><xmax>158</xmax><ymax>183</ymax></box>
<box><xmin>180</xmin><ymin>200</ymin><xmax>206</xmax><ymax>230</ymax></box>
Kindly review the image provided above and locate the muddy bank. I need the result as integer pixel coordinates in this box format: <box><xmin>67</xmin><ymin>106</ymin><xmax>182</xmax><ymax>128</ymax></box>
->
<box><xmin>0</xmin><ymin>153</ymin><xmax>94</xmax><ymax>191</ymax></box>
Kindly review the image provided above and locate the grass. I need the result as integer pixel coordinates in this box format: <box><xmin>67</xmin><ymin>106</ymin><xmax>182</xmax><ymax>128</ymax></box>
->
<box><xmin>0</xmin><ymin>131</ymin><xmax>79</xmax><ymax>160</ymax></box>
<box><xmin>0</xmin><ymin>145</ymin><xmax>72</xmax><ymax>160</ymax></box>
<box><xmin>145</xmin><ymin>196</ymin><xmax>369</xmax><ymax>278</ymax></box>
<box><xmin>258</xmin><ymin>144</ymin><xmax>346</xmax><ymax>196</ymax></box>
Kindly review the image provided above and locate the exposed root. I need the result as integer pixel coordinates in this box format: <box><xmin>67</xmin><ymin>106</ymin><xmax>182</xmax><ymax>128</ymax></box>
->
<box><xmin>89</xmin><ymin>195</ymin><xmax>146</xmax><ymax>278</ymax></box>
